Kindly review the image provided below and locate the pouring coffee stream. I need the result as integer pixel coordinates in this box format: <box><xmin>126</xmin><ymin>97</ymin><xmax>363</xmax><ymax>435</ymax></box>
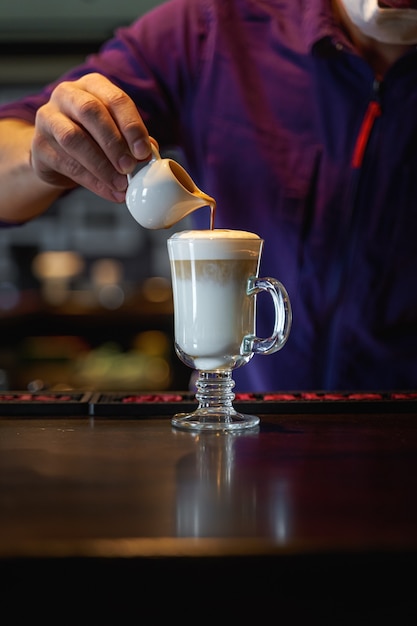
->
<box><xmin>126</xmin><ymin>143</ymin><xmax>216</xmax><ymax>229</ymax></box>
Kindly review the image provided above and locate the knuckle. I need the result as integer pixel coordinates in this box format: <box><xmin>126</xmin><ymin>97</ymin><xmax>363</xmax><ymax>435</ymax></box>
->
<box><xmin>51</xmin><ymin>81</ymin><xmax>67</xmax><ymax>97</ymax></box>
<box><xmin>108</xmin><ymin>89</ymin><xmax>128</xmax><ymax>110</ymax></box>
<box><xmin>63</xmin><ymin>156</ymin><xmax>85</xmax><ymax>179</ymax></box>
<box><xmin>78</xmin><ymin>96</ymin><xmax>102</xmax><ymax>122</ymax></box>
<box><xmin>50</xmin><ymin>80</ymin><xmax>73</xmax><ymax>102</ymax></box>
<box><xmin>57</xmin><ymin>124</ymin><xmax>83</xmax><ymax>151</ymax></box>
<box><xmin>34</xmin><ymin>103</ymin><xmax>52</xmax><ymax>128</ymax></box>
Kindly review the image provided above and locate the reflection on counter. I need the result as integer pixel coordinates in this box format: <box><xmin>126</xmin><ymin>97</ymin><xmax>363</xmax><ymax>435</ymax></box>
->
<box><xmin>174</xmin><ymin>429</ymin><xmax>292</xmax><ymax>541</ymax></box>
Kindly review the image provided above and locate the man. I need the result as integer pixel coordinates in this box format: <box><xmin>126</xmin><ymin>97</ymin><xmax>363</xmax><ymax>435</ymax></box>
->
<box><xmin>0</xmin><ymin>0</ymin><xmax>417</xmax><ymax>392</ymax></box>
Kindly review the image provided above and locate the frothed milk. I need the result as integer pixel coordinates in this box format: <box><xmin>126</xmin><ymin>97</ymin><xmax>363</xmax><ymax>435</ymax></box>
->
<box><xmin>167</xmin><ymin>229</ymin><xmax>262</xmax><ymax>371</ymax></box>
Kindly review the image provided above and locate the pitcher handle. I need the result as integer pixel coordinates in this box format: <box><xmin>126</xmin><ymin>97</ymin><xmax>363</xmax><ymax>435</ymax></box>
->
<box><xmin>127</xmin><ymin>142</ymin><xmax>161</xmax><ymax>184</ymax></box>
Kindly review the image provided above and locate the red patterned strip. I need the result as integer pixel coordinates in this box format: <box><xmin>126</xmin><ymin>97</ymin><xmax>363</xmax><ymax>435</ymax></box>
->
<box><xmin>391</xmin><ymin>392</ymin><xmax>417</xmax><ymax>400</ymax></box>
<box><xmin>263</xmin><ymin>394</ymin><xmax>298</xmax><ymax>401</ymax></box>
<box><xmin>0</xmin><ymin>394</ymin><xmax>75</xmax><ymax>402</ymax></box>
<box><xmin>235</xmin><ymin>393</ymin><xmax>257</xmax><ymax>401</ymax></box>
<box><xmin>122</xmin><ymin>394</ymin><xmax>184</xmax><ymax>403</ymax></box>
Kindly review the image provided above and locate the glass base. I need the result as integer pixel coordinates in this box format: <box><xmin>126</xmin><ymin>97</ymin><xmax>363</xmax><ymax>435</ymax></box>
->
<box><xmin>171</xmin><ymin>370</ymin><xmax>260</xmax><ymax>432</ymax></box>
<box><xmin>172</xmin><ymin>408</ymin><xmax>259</xmax><ymax>432</ymax></box>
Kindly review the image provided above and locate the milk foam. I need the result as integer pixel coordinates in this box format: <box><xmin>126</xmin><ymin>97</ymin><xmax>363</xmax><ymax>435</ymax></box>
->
<box><xmin>169</xmin><ymin>229</ymin><xmax>261</xmax><ymax>260</ymax></box>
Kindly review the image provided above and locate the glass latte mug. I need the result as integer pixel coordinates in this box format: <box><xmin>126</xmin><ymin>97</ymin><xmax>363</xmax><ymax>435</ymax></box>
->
<box><xmin>167</xmin><ymin>229</ymin><xmax>292</xmax><ymax>431</ymax></box>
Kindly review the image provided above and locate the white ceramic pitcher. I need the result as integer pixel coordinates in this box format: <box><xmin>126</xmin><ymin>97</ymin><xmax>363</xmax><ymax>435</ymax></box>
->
<box><xmin>125</xmin><ymin>144</ymin><xmax>215</xmax><ymax>229</ymax></box>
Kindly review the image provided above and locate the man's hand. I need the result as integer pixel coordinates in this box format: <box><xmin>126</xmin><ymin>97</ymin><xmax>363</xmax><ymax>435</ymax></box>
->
<box><xmin>31</xmin><ymin>73</ymin><xmax>152</xmax><ymax>202</ymax></box>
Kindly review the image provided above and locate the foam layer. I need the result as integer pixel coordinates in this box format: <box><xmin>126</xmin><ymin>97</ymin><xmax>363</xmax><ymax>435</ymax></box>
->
<box><xmin>168</xmin><ymin>229</ymin><xmax>262</xmax><ymax>260</ymax></box>
<box><xmin>172</xmin><ymin>229</ymin><xmax>260</xmax><ymax>240</ymax></box>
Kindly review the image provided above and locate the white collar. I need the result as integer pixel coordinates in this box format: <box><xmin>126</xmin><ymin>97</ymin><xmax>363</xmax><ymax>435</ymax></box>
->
<box><xmin>339</xmin><ymin>0</ymin><xmax>417</xmax><ymax>43</ymax></box>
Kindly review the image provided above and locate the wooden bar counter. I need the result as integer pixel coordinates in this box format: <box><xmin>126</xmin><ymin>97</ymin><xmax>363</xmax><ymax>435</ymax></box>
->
<box><xmin>1</xmin><ymin>398</ymin><xmax>417</xmax><ymax>621</ymax></box>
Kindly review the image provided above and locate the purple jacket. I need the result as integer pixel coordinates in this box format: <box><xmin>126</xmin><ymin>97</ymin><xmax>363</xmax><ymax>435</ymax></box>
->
<box><xmin>2</xmin><ymin>0</ymin><xmax>417</xmax><ymax>392</ymax></box>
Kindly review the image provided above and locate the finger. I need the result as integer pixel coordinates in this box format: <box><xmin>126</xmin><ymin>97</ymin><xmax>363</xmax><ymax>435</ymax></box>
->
<box><xmin>34</xmin><ymin>101</ymin><xmax>128</xmax><ymax>190</ymax></box>
<box><xmin>49</xmin><ymin>81</ymin><xmax>137</xmax><ymax>177</ymax></box>
<box><xmin>32</xmin><ymin>145</ymin><xmax>127</xmax><ymax>203</ymax></box>
<box><xmin>79</xmin><ymin>73</ymin><xmax>152</xmax><ymax>160</ymax></box>
<box><xmin>32</xmin><ymin>115</ymin><xmax>128</xmax><ymax>203</ymax></box>
<box><xmin>58</xmin><ymin>74</ymin><xmax>152</xmax><ymax>166</ymax></box>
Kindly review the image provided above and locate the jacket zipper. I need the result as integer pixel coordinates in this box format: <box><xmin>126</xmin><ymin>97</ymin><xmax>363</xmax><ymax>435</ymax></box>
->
<box><xmin>351</xmin><ymin>82</ymin><xmax>382</xmax><ymax>168</ymax></box>
<box><xmin>323</xmin><ymin>80</ymin><xmax>382</xmax><ymax>388</ymax></box>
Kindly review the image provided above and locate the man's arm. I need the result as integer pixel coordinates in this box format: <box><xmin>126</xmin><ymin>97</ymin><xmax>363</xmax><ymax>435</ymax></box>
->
<box><xmin>0</xmin><ymin>119</ymin><xmax>64</xmax><ymax>223</ymax></box>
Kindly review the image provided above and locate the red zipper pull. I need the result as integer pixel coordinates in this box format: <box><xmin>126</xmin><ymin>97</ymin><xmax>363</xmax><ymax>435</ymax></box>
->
<box><xmin>351</xmin><ymin>100</ymin><xmax>382</xmax><ymax>169</ymax></box>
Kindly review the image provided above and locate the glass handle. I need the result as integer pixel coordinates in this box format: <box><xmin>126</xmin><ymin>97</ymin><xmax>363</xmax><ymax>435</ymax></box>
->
<box><xmin>241</xmin><ymin>276</ymin><xmax>292</xmax><ymax>356</ymax></box>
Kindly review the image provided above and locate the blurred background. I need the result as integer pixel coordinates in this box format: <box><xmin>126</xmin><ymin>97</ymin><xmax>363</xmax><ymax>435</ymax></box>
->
<box><xmin>0</xmin><ymin>0</ymin><xmax>193</xmax><ymax>392</ymax></box>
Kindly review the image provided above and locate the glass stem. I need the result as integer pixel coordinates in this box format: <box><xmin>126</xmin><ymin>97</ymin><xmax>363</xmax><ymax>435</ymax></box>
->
<box><xmin>195</xmin><ymin>370</ymin><xmax>235</xmax><ymax>412</ymax></box>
